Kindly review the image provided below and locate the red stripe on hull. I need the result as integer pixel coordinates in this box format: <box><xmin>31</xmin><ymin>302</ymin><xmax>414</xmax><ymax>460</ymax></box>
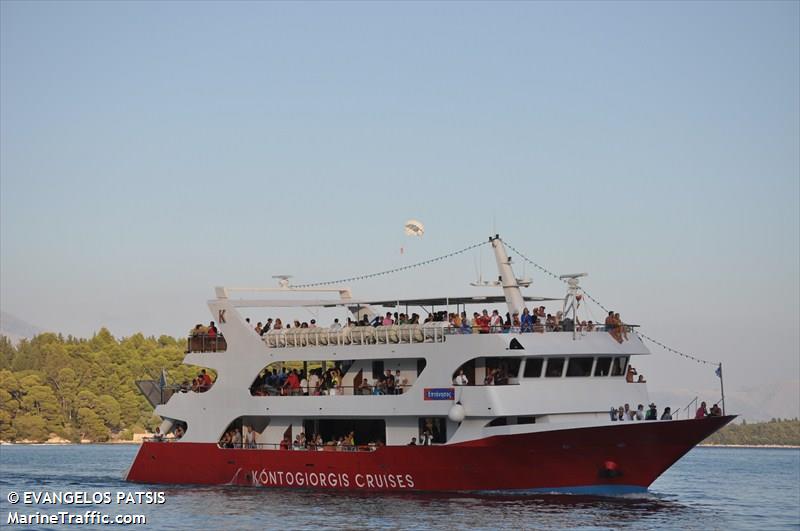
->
<box><xmin>126</xmin><ymin>416</ymin><xmax>734</xmax><ymax>492</ymax></box>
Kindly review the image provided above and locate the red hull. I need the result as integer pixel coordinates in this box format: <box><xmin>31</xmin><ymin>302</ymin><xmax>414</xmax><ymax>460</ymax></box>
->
<box><xmin>126</xmin><ymin>416</ymin><xmax>733</xmax><ymax>493</ymax></box>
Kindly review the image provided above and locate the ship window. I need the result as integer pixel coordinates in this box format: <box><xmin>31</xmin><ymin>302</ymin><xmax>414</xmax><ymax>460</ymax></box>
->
<box><xmin>566</xmin><ymin>357</ymin><xmax>594</xmax><ymax>377</ymax></box>
<box><xmin>485</xmin><ymin>416</ymin><xmax>537</xmax><ymax>427</ymax></box>
<box><xmin>486</xmin><ymin>357</ymin><xmax>522</xmax><ymax>379</ymax></box>
<box><xmin>594</xmin><ymin>357</ymin><xmax>613</xmax><ymax>377</ymax></box>
<box><xmin>545</xmin><ymin>357</ymin><xmax>565</xmax><ymax>377</ymax></box>
<box><xmin>419</xmin><ymin>417</ymin><xmax>447</xmax><ymax>444</ymax></box>
<box><xmin>218</xmin><ymin>416</ymin><xmax>270</xmax><ymax>449</ymax></box>
<box><xmin>303</xmin><ymin>418</ymin><xmax>385</xmax><ymax>446</ymax></box>
<box><xmin>371</xmin><ymin>360</ymin><xmax>384</xmax><ymax>380</ymax></box>
<box><xmin>611</xmin><ymin>356</ymin><xmax>629</xmax><ymax>377</ymax></box>
<box><xmin>417</xmin><ymin>358</ymin><xmax>427</xmax><ymax>376</ymax></box>
<box><xmin>523</xmin><ymin>358</ymin><xmax>543</xmax><ymax>378</ymax></box>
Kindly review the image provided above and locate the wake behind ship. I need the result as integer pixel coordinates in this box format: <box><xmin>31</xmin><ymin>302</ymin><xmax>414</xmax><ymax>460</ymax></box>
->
<box><xmin>127</xmin><ymin>235</ymin><xmax>733</xmax><ymax>494</ymax></box>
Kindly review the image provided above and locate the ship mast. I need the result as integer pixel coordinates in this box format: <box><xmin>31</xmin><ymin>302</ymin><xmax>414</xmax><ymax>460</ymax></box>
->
<box><xmin>489</xmin><ymin>235</ymin><xmax>525</xmax><ymax>316</ymax></box>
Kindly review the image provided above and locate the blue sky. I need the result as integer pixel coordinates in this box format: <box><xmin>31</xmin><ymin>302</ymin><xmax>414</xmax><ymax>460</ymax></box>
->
<box><xmin>1</xmin><ymin>1</ymin><xmax>798</xmax><ymax>396</ymax></box>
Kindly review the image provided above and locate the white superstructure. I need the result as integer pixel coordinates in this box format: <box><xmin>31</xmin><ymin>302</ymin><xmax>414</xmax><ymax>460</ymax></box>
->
<box><xmin>154</xmin><ymin>236</ymin><xmax>650</xmax><ymax>448</ymax></box>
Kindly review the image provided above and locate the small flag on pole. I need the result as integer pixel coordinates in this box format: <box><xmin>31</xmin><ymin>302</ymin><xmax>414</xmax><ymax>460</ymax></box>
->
<box><xmin>715</xmin><ymin>365</ymin><xmax>722</xmax><ymax>378</ymax></box>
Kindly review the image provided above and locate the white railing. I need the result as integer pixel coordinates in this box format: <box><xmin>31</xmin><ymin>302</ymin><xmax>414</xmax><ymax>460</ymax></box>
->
<box><xmin>260</xmin><ymin>323</ymin><xmax>632</xmax><ymax>348</ymax></box>
<box><xmin>262</xmin><ymin>324</ymin><xmax>449</xmax><ymax>348</ymax></box>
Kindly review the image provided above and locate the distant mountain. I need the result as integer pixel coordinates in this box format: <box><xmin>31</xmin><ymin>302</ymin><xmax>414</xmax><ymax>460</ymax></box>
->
<box><xmin>0</xmin><ymin>311</ymin><xmax>43</xmax><ymax>344</ymax></box>
<box><xmin>650</xmin><ymin>379</ymin><xmax>800</xmax><ymax>423</ymax></box>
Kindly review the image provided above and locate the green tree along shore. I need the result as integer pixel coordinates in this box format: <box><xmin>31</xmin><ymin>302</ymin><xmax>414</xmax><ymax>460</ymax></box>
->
<box><xmin>703</xmin><ymin>418</ymin><xmax>800</xmax><ymax>446</ymax></box>
<box><xmin>0</xmin><ymin>331</ymin><xmax>209</xmax><ymax>442</ymax></box>
<box><xmin>1</xmin><ymin>332</ymin><xmax>799</xmax><ymax>445</ymax></box>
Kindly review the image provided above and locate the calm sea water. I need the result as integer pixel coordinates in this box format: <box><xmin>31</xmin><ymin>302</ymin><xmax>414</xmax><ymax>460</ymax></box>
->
<box><xmin>0</xmin><ymin>445</ymin><xmax>798</xmax><ymax>530</ymax></box>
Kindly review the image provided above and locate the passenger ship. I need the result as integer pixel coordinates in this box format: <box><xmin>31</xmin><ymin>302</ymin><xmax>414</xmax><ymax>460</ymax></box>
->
<box><xmin>126</xmin><ymin>236</ymin><xmax>733</xmax><ymax>494</ymax></box>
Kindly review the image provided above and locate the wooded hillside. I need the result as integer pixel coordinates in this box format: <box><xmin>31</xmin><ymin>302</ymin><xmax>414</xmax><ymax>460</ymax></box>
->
<box><xmin>0</xmin><ymin>331</ymin><xmax>205</xmax><ymax>442</ymax></box>
<box><xmin>703</xmin><ymin>418</ymin><xmax>800</xmax><ymax>446</ymax></box>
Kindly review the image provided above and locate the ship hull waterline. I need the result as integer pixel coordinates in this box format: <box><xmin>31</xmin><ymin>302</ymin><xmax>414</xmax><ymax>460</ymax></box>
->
<box><xmin>126</xmin><ymin>416</ymin><xmax>734</xmax><ymax>494</ymax></box>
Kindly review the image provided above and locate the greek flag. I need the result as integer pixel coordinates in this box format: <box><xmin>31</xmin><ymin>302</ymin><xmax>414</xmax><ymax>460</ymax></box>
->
<box><xmin>715</xmin><ymin>365</ymin><xmax>722</xmax><ymax>378</ymax></box>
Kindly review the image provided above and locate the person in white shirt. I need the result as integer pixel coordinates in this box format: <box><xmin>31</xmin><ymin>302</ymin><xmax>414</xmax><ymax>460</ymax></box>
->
<box><xmin>453</xmin><ymin>369</ymin><xmax>469</xmax><ymax>386</ymax></box>
<box><xmin>421</xmin><ymin>430</ymin><xmax>432</xmax><ymax>446</ymax></box>
<box><xmin>330</xmin><ymin>318</ymin><xmax>342</xmax><ymax>331</ymax></box>
<box><xmin>489</xmin><ymin>310</ymin><xmax>503</xmax><ymax>329</ymax></box>
<box><xmin>309</xmin><ymin>371</ymin><xmax>320</xmax><ymax>395</ymax></box>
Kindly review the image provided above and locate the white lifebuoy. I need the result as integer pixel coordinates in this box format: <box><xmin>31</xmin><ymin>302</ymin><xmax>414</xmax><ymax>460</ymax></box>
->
<box><xmin>448</xmin><ymin>403</ymin><xmax>466</xmax><ymax>423</ymax></box>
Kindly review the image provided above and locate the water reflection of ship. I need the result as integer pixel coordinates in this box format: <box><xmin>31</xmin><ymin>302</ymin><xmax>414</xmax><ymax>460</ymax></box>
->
<box><xmin>127</xmin><ymin>235</ymin><xmax>734</xmax><ymax>493</ymax></box>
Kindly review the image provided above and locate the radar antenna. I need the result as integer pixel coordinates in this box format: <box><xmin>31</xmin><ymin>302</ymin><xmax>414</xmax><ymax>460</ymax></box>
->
<box><xmin>559</xmin><ymin>273</ymin><xmax>587</xmax><ymax>339</ymax></box>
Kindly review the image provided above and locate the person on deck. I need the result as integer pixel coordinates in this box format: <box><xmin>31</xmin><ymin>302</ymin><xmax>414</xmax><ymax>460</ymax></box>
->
<box><xmin>709</xmin><ymin>404</ymin><xmax>722</xmax><ymax>416</ymax></box>
<box><xmin>200</xmin><ymin>369</ymin><xmax>213</xmax><ymax>391</ymax></box>
<box><xmin>489</xmin><ymin>310</ymin><xmax>503</xmax><ymax>330</ymax></box>
<box><xmin>660</xmin><ymin>407</ymin><xmax>673</xmax><ymax>420</ymax></box>
<box><xmin>645</xmin><ymin>403</ymin><xmax>658</xmax><ymax>420</ymax></box>
<box><xmin>477</xmin><ymin>310</ymin><xmax>491</xmax><ymax>333</ymax></box>
<box><xmin>695</xmin><ymin>401</ymin><xmax>709</xmax><ymax>419</ymax></box>
<box><xmin>454</xmin><ymin>369</ymin><xmax>469</xmax><ymax>386</ymax></box>
<box><xmin>520</xmin><ymin>308</ymin><xmax>534</xmax><ymax>332</ymax></box>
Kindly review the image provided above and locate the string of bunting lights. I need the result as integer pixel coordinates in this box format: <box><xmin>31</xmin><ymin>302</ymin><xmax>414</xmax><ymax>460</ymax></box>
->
<box><xmin>293</xmin><ymin>236</ymin><xmax>717</xmax><ymax>366</ymax></box>
<box><xmin>292</xmin><ymin>240</ymin><xmax>490</xmax><ymax>289</ymax></box>
<box><xmin>502</xmin><ymin>239</ymin><xmax>718</xmax><ymax>366</ymax></box>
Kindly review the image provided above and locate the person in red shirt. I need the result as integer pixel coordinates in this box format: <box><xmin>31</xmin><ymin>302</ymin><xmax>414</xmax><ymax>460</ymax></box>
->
<box><xmin>695</xmin><ymin>401</ymin><xmax>708</xmax><ymax>419</ymax></box>
<box><xmin>477</xmin><ymin>310</ymin><xmax>491</xmax><ymax>334</ymax></box>
<box><xmin>199</xmin><ymin>369</ymin><xmax>213</xmax><ymax>391</ymax></box>
<box><xmin>284</xmin><ymin>370</ymin><xmax>301</xmax><ymax>395</ymax></box>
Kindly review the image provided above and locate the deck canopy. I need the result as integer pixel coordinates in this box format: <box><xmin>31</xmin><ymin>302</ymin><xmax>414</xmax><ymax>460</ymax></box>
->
<box><xmin>225</xmin><ymin>295</ymin><xmax>561</xmax><ymax>309</ymax></box>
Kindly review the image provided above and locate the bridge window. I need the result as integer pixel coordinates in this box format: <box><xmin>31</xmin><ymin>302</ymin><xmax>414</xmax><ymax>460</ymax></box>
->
<box><xmin>594</xmin><ymin>357</ymin><xmax>613</xmax><ymax>376</ymax></box>
<box><xmin>452</xmin><ymin>357</ymin><xmax>523</xmax><ymax>386</ymax></box>
<box><xmin>611</xmin><ymin>356</ymin><xmax>629</xmax><ymax>376</ymax></box>
<box><xmin>566</xmin><ymin>357</ymin><xmax>594</xmax><ymax>377</ymax></box>
<box><xmin>545</xmin><ymin>357</ymin><xmax>565</xmax><ymax>377</ymax></box>
<box><xmin>523</xmin><ymin>358</ymin><xmax>543</xmax><ymax>378</ymax></box>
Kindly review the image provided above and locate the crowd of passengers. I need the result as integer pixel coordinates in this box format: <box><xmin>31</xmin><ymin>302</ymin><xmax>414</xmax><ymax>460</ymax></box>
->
<box><xmin>242</xmin><ymin>308</ymin><xmax>629</xmax><ymax>340</ymax></box>
<box><xmin>251</xmin><ymin>366</ymin><xmax>408</xmax><ymax>396</ymax></box>
<box><xmin>610</xmin><ymin>400</ymin><xmax>722</xmax><ymax>421</ymax></box>
<box><xmin>152</xmin><ymin>422</ymin><xmax>187</xmax><ymax>441</ymax></box>
<box><xmin>176</xmin><ymin>369</ymin><xmax>215</xmax><ymax>393</ymax></box>
<box><xmin>220</xmin><ymin>427</ymin><xmax>383</xmax><ymax>450</ymax></box>
<box><xmin>452</xmin><ymin>366</ymin><xmax>513</xmax><ymax>386</ymax></box>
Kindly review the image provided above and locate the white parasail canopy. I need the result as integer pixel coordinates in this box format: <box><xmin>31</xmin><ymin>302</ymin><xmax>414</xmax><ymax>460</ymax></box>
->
<box><xmin>404</xmin><ymin>219</ymin><xmax>425</xmax><ymax>237</ymax></box>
